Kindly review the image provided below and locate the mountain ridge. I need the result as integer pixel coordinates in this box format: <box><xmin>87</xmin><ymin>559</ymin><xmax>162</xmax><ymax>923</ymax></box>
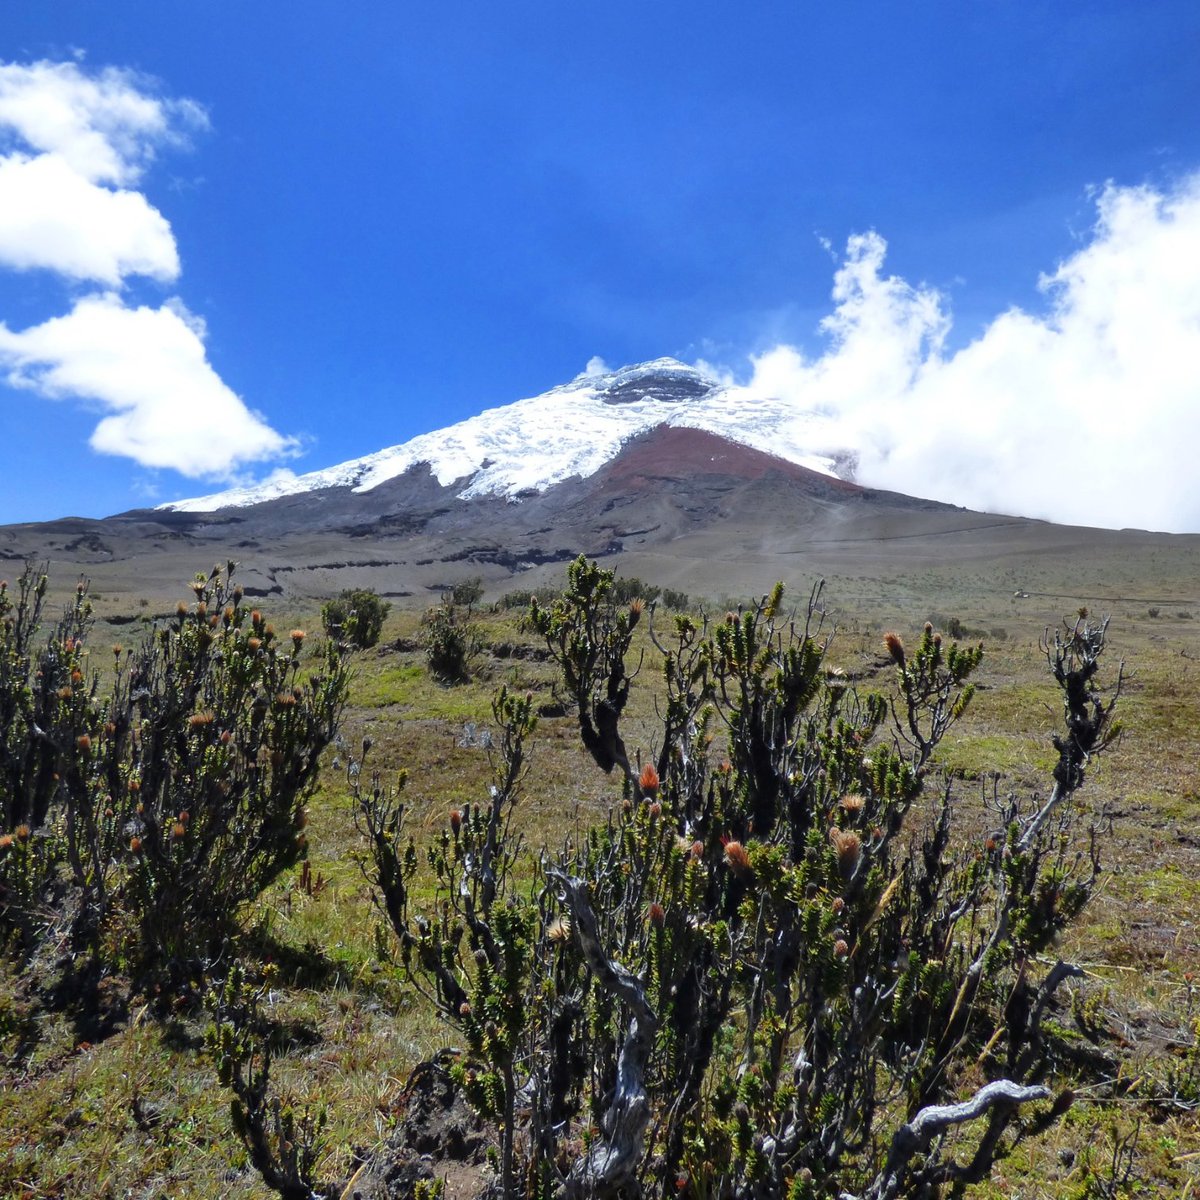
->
<box><xmin>3</xmin><ymin>360</ymin><xmax>1199</xmax><ymax>614</ymax></box>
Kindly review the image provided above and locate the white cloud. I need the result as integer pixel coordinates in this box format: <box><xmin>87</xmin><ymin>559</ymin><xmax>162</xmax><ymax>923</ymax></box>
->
<box><xmin>0</xmin><ymin>60</ymin><xmax>196</xmax><ymax>284</ymax></box>
<box><xmin>743</xmin><ymin>174</ymin><xmax>1200</xmax><ymax>533</ymax></box>
<box><xmin>0</xmin><ymin>153</ymin><xmax>178</xmax><ymax>283</ymax></box>
<box><xmin>0</xmin><ymin>60</ymin><xmax>206</xmax><ymax>186</ymax></box>
<box><xmin>0</xmin><ymin>293</ymin><xmax>297</xmax><ymax>477</ymax></box>
<box><xmin>0</xmin><ymin>59</ymin><xmax>295</xmax><ymax>483</ymax></box>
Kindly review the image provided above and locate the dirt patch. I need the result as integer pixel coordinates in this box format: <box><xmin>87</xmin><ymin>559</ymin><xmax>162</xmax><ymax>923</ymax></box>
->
<box><xmin>346</xmin><ymin>1053</ymin><xmax>493</xmax><ymax>1200</ymax></box>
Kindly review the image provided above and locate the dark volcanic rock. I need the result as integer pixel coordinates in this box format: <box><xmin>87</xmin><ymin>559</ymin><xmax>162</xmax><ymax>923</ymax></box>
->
<box><xmin>599</xmin><ymin>371</ymin><xmax>716</xmax><ymax>406</ymax></box>
<box><xmin>344</xmin><ymin>1055</ymin><xmax>491</xmax><ymax>1200</ymax></box>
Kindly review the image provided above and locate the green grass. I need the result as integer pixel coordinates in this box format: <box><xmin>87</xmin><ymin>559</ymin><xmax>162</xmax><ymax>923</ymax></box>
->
<box><xmin>934</xmin><ymin>732</ymin><xmax>1057</xmax><ymax>779</ymax></box>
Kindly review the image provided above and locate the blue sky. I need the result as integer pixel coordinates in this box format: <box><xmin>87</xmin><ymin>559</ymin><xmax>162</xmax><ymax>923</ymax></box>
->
<box><xmin>2</xmin><ymin>3</ymin><xmax>1200</xmax><ymax>528</ymax></box>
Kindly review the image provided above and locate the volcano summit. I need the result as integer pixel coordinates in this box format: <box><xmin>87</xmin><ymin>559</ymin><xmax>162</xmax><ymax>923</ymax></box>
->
<box><xmin>161</xmin><ymin>358</ymin><xmax>853</xmax><ymax>514</ymax></box>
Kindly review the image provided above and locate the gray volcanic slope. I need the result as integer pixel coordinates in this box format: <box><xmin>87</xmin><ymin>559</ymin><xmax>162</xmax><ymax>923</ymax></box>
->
<box><xmin>3</xmin><ymin>425</ymin><xmax>1199</xmax><ymax>615</ymax></box>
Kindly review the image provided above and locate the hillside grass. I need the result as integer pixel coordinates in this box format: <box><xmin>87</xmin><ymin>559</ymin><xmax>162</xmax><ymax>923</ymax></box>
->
<box><xmin>2</xmin><ymin>582</ymin><xmax>1198</xmax><ymax>1198</ymax></box>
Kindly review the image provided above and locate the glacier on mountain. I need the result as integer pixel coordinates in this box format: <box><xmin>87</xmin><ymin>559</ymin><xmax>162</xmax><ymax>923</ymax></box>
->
<box><xmin>161</xmin><ymin>358</ymin><xmax>849</xmax><ymax>513</ymax></box>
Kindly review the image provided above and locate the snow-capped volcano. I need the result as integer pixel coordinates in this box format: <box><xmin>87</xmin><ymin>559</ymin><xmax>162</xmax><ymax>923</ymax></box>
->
<box><xmin>162</xmin><ymin>358</ymin><xmax>852</xmax><ymax>513</ymax></box>
<box><xmin>6</xmin><ymin>356</ymin><xmax>1074</xmax><ymax>607</ymax></box>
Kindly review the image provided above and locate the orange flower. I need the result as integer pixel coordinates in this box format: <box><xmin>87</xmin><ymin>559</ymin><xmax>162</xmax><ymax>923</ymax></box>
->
<box><xmin>648</xmin><ymin>902</ymin><xmax>666</xmax><ymax>927</ymax></box>
<box><xmin>830</xmin><ymin>827</ymin><xmax>863</xmax><ymax>877</ymax></box>
<box><xmin>547</xmin><ymin>916</ymin><xmax>572</xmax><ymax>943</ymax></box>
<box><xmin>638</xmin><ymin>763</ymin><xmax>660</xmax><ymax>797</ymax></box>
<box><xmin>883</xmin><ymin>632</ymin><xmax>905</xmax><ymax>666</ymax></box>
<box><xmin>722</xmin><ymin>838</ymin><xmax>751</xmax><ymax>876</ymax></box>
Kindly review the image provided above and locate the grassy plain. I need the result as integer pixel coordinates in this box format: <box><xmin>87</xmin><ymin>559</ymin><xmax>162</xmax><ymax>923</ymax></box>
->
<box><xmin>2</xmin><ymin>561</ymin><xmax>1199</xmax><ymax>1199</ymax></box>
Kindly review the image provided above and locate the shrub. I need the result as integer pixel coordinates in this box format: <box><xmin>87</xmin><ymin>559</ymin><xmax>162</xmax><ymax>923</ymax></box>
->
<box><xmin>207</xmin><ymin>961</ymin><xmax>329</xmax><ymax>1200</ymax></box>
<box><xmin>422</xmin><ymin>603</ymin><xmax>481</xmax><ymax>683</ymax></box>
<box><xmin>495</xmin><ymin>585</ymin><xmax>560</xmax><ymax>612</ymax></box>
<box><xmin>0</xmin><ymin>563</ymin><xmax>348</xmax><ymax>981</ymax></box>
<box><xmin>660</xmin><ymin>586</ymin><xmax>690</xmax><ymax>611</ymax></box>
<box><xmin>517</xmin><ymin>560</ymin><xmax>1120</xmax><ymax>1197</ymax></box>
<box><xmin>423</xmin><ymin>584</ymin><xmax>483</xmax><ymax>683</ymax></box>
<box><xmin>609</xmin><ymin>574</ymin><xmax>660</xmax><ymax>606</ymax></box>
<box><xmin>320</xmin><ymin>588</ymin><xmax>390</xmax><ymax>649</ymax></box>
<box><xmin>219</xmin><ymin>557</ymin><xmax>1124</xmax><ymax>1200</ymax></box>
<box><xmin>926</xmin><ymin>611</ymin><xmax>995</xmax><ymax>640</ymax></box>
<box><xmin>449</xmin><ymin>577</ymin><xmax>484</xmax><ymax>608</ymax></box>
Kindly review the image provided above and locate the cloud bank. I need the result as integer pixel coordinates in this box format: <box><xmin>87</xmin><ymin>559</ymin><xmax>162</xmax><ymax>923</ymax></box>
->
<box><xmin>0</xmin><ymin>60</ymin><xmax>295</xmax><ymax>479</ymax></box>
<box><xmin>743</xmin><ymin>174</ymin><xmax>1200</xmax><ymax>533</ymax></box>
